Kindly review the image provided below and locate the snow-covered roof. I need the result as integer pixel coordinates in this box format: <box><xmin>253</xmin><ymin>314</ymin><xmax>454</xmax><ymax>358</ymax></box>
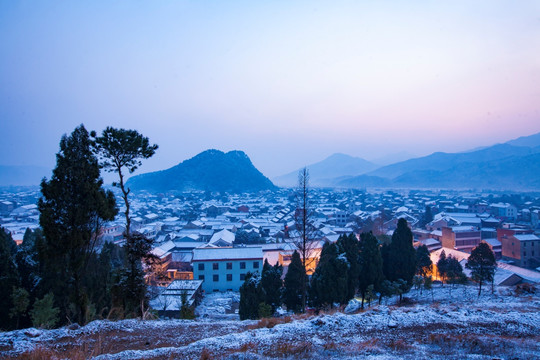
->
<box><xmin>514</xmin><ymin>234</ymin><xmax>539</xmax><ymax>242</ymax></box>
<box><xmin>192</xmin><ymin>247</ymin><xmax>263</xmax><ymax>261</ymax></box>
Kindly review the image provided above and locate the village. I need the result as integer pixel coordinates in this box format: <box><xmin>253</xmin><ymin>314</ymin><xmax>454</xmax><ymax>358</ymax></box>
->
<box><xmin>2</xmin><ymin>186</ymin><xmax>540</xmax><ymax>319</ymax></box>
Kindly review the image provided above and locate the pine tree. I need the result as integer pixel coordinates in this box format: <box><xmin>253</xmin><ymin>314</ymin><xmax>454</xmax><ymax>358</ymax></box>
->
<box><xmin>92</xmin><ymin>127</ymin><xmax>157</xmax><ymax>317</ymax></box>
<box><xmin>310</xmin><ymin>242</ymin><xmax>349</xmax><ymax>309</ymax></box>
<box><xmin>38</xmin><ymin>125</ymin><xmax>117</xmax><ymax>325</ymax></box>
<box><xmin>446</xmin><ymin>256</ymin><xmax>466</xmax><ymax>286</ymax></box>
<box><xmin>436</xmin><ymin>250</ymin><xmax>448</xmax><ymax>284</ymax></box>
<box><xmin>261</xmin><ymin>259</ymin><xmax>283</xmax><ymax>312</ymax></box>
<box><xmin>336</xmin><ymin>233</ymin><xmax>360</xmax><ymax>300</ymax></box>
<box><xmin>31</xmin><ymin>293</ymin><xmax>59</xmax><ymax>329</ymax></box>
<box><xmin>282</xmin><ymin>251</ymin><xmax>305</xmax><ymax>313</ymax></box>
<box><xmin>383</xmin><ymin>218</ymin><xmax>416</xmax><ymax>287</ymax></box>
<box><xmin>9</xmin><ymin>287</ymin><xmax>29</xmax><ymax>329</ymax></box>
<box><xmin>239</xmin><ymin>272</ymin><xmax>264</xmax><ymax>320</ymax></box>
<box><xmin>0</xmin><ymin>228</ymin><xmax>19</xmax><ymax>330</ymax></box>
<box><xmin>358</xmin><ymin>232</ymin><xmax>384</xmax><ymax>308</ymax></box>
<box><xmin>415</xmin><ymin>245</ymin><xmax>432</xmax><ymax>277</ymax></box>
<box><xmin>466</xmin><ymin>242</ymin><xmax>496</xmax><ymax>296</ymax></box>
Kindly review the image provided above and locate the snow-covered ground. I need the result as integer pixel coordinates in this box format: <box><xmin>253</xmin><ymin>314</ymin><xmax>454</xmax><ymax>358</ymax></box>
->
<box><xmin>1</xmin><ymin>285</ymin><xmax>539</xmax><ymax>359</ymax></box>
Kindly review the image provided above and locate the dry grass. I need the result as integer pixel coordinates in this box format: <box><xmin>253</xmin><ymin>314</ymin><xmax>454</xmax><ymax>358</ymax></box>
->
<box><xmin>273</xmin><ymin>341</ymin><xmax>313</xmax><ymax>358</ymax></box>
<box><xmin>248</xmin><ymin>316</ymin><xmax>292</xmax><ymax>330</ymax></box>
<box><xmin>199</xmin><ymin>348</ymin><xmax>212</xmax><ymax>360</ymax></box>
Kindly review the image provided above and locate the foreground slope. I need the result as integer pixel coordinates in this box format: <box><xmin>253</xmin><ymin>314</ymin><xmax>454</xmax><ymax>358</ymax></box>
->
<box><xmin>2</xmin><ymin>286</ymin><xmax>538</xmax><ymax>359</ymax></box>
<box><xmin>126</xmin><ymin>150</ymin><xmax>276</xmax><ymax>193</ymax></box>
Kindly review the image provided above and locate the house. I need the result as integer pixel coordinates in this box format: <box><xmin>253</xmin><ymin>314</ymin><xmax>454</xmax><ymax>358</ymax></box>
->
<box><xmin>192</xmin><ymin>247</ymin><xmax>263</xmax><ymax>293</ymax></box>
<box><xmin>498</xmin><ymin>228</ymin><xmax>540</xmax><ymax>268</ymax></box>
<box><xmin>441</xmin><ymin>226</ymin><xmax>481</xmax><ymax>253</ymax></box>
<box><xmin>208</xmin><ymin>229</ymin><xmax>235</xmax><ymax>247</ymax></box>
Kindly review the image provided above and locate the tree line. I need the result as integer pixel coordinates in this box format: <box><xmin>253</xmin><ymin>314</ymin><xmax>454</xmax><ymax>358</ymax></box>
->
<box><xmin>0</xmin><ymin>124</ymin><xmax>157</xmax><ymax>330</ymax></box>
<box><xmin>239</xmin><ymin>218</ymin><xmax>498</xmax><ymax>320</ymax></box>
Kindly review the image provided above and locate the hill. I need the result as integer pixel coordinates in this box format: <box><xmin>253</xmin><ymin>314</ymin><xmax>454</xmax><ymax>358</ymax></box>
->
<box><xmin>126</xmin><ymin>150</ymin><xmax>276</xmax><ymax>193</ymax></box>
<box><xmin>2</xmin><ymin>286</ymin><xmax>538</xmax><ymax>359</ymax></box>
<box><xmin>336</xmin><ymin>144</ymin><xmax>540</xmax><ymax>191</ymax></box>
<box><xmin>506</xmin><ymin>131</ymin><xmax>540</xmax><ymax>148</ymax></box>
<box><xmin>0</xmin><ymin>165</ymin><xmax>50</xmax><ymax>186</ymax></box>
<box><xmin>274</xmin><ymin>153</ymin><xmax>378</xmax><ymax>187</ymax></box>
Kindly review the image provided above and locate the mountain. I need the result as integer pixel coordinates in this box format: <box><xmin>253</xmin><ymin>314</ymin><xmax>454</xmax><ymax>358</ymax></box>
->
<box><xmin>506</xmin><ymin>131</ymin><xmax>540</xmax><ymax>148</ymax></box>
<box><xmin>369</xmin><ymin>151</ymin><xmax>416</xmax><ymax>166</ymax></box>
<box><xmin>367</xmin><ymin>143</ymin><xmax>539</xmax><ymax>179</ymax></box>
<box><xmin>126</xmin><ymin>150</ymin><xmax>276</xmax><ymax>193</ymax></box>
<box><xmin>0</xmin><ymin>165</ymin><xmax>50</xmax><ymax>186</ymax></box>
<box><xmin>335</xmin><ymin>144</ymin><xmax>540</xmax><ymax>191</ymax></box>
<box><xmin>273</xmin><ymin>153</ymin><xmax>378</xmax><ymax>187</ymax></box>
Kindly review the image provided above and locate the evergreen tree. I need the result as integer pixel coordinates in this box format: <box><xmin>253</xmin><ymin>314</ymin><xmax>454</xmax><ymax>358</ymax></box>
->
<box><xmin>336</xmin><ymin>233</ymin><xmax>360</xmax><ymax>300</ymax></box>
<box><xmin>0</xmin><ymin>228</ymin><xmax>19</xmax><ymax>330</ymax></box>
<box><xmin>38</xmin><ymin>125</ymin><xmax>117</xmax><ymax>325</ymax></box>
<box><xmin>358</xmin><ymin>232</ymin><xmax>384</xmax><ymax>308</ymax></box>
<box><xmin>421</xmin><ymin>205</ymin><xmax>433</xmax><ymax>228</ymax></box>
<box><xmin>15</xmin><ymin>228</ymin><xmax>42</xmax><ymax>299</ymax></box>
<box><xmin>383</xmin><ymin>218</ymin><xmax>416</xmax><ymax>287</ymax></box>
<box><xmin>10</xmin><ymin>287</ymin><xmax>29</xmax><ymax>329</ymax></box>
<box><xmin>446</xmin><ymin>256</ymin><xmax>466</xmax><ymax>286</ymax></box>
<box><xmin>92</xmin><ymin>127</ymin><xmax>157</xmax><ymax>317</ymax></box>
<box><xmin>282</xmin><ymin>251</ymin><xmax>305</xmax><ymax>313</ymax></box>
<box><xmin>239</xmin><ymin>272</ymin><xmax>264</xmax><ymax>320</ymax></box>
<box><xmin>466</xmin><ymin>242</ymin><xmax>496</xmax><ymax>296</ymax></box>
<box><xmin>261</xmin><ymin>259</ymin><xmax>283</xmax><ymax>312</ymax></box>
<box><xmin>436</xmin><ymin>250</ymin><xmax>448</xmax><ymax>283</ymax></box>
<box><xmin>309</xmin><ymin>242</ymin><xmax>349</xmax><ymax>309</ymax></box>
<box><xmin>415</xmin><ymin>245</ymin><xmax>432</xmax><ymax>277</ymax></box>
<box><xmin>31</xmin><ymin>292</ymin><xmax>59</xmax><ymax>329</ymax></box>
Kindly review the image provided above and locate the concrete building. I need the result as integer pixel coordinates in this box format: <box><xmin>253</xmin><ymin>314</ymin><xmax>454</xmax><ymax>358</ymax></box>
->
<box><xmin>441</xmin><ymin>226</ymin><xmax>481</xmax><ymax>253</ymax></box>
<box><xmin>498</xmin><ymin>228</ymin><xmax>540</xmax><ymax>268</ymax></box>
<box><xmin>192</xmin><ymin>247</ymin><xmax>263</xmax><ymax>293</ymax></box>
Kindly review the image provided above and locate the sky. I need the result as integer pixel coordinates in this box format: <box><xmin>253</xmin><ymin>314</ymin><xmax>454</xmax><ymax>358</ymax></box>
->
<box><xmin>1</xmin><ymin>1</ymin><xmax>540</xmax><ymax>179</ymax></box>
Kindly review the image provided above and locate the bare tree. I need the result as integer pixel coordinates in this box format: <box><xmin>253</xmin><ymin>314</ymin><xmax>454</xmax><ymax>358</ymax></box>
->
<box><xmin>291</xmin><ymin>167</ymin><xmax>318</xmax><ymax>312</ymax></box>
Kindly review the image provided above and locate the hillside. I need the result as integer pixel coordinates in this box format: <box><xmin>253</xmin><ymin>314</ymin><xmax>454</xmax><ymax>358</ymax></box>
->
<box><xmin>274</xmin><ymin>153</ymin><xmax>378</xmax><ymax>187</ymax></box>
<box><xmin>336</xmin><ymin>143</ymin><xmax>540</xmax><ymax>190</ymax></box>
<box><xmin>126</xmin><ymin>150</ymin><xmax>276</xmax><ymax>193</ymax></box>
<box><xmin>2</xmin><ymin>286</ymin><xmax>538</xmax><ymax>359</ymax></box>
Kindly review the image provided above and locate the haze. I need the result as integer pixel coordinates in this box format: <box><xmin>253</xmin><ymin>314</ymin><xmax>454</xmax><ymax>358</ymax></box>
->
<box><xmin>1</xmin><ymin>1</ymin><xmax>540</xmax><ymax>178</ymax></box>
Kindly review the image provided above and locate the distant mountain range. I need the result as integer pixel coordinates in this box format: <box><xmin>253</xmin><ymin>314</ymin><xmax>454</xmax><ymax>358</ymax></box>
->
<box><xmin>0</xmin><ymin>165</ymin><xmax>50</xmax><ymax>187</ymax></box>
<box><xmin>273</xmin><ymin>153</ymin><xmax>378</xmax><ymax>187</ymax></box>
<box><xmin>334</xmin><ymin>132</ymin><xmax>540</xmax><ymax>191</ymax></box>
<box><xmin>126</xmin><ymin>149</ymin><xmax>276</xmax><ymax>193</ymax></box>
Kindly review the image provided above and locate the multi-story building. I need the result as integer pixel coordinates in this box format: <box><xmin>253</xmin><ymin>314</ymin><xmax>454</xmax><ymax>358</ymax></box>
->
<box><xmin>441</xmin><ymin>226</ymin><xmax>481</xmax><ymax>253</ymax></box>
<box><xmin>192</xmin><ymin>247</ymin><xmax>263</xmax><ymax>293</ymax></box>
<box><xmin>497</xmin><ymin>228</ymin><xmax>540</xmax><ymax>268</ymax></box>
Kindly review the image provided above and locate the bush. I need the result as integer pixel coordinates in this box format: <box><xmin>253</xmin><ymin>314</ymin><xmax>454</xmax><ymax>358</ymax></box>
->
<box><xmin>31</xmin><ymin>293</ymin><xmax>59</xmax><ymax>329</ymax></box>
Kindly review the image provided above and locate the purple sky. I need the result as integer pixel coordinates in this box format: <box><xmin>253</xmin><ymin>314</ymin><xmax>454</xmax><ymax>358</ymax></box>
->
<box><xmin>1</xmin><ymin>1</ymin><xmax>539</xmax><ymax>179</ymax></box>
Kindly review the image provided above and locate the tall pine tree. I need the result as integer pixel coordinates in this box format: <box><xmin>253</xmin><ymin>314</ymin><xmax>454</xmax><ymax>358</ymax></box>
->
<box><xmin>0</xmin><ymin>228</ymin><xmax>19</xmax><ymax>330</ymax></box>
<box><xmin>38</xmin><ymin>125</ymin><xmax>117</xmax><ymax>325</ymax></box>
<box><xmin>336</xmin><ymin>233</ymin><xmax>360</xmax><ymax>300</ymax></box>
<box><xmin>358</xmin><ymin>232</ymin><xmax>384</xmax><ymax>308</ymax></box>
<box><xmin>282</xmin><ymin>251</ymin><xmax>305</xmax><ymax>313</ymax></box>
<box><xmin>466</xmin><ymin>242</ymin><xmax>496</xmax><ymax>296</ymax></box>
<box><xmin>383</xmin><ymin>218</ymin><xmax>416</xmax><ymax>287</ymax></box>
<box><xmin>309</xmin><ymin>242</ymin><xmax>349</xmax><ymax>309</ymax></box>
<box><xmin>261</xmin><ymin>259</ymin><xmax>283</xmax><ymax>312</ymax></box>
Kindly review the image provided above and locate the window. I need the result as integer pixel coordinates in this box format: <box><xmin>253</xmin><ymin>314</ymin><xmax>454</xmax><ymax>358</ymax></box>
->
<box><xmin>198</xmin><ymin>263</ymin><xmax>204</xmax><ymax>271</ymax></box>
<box><xmin>240</xmin><ymin>273</ymin><xmax>246</xmax><ymax>281</ymax></box>
<box><xmin>226</xmin><ymin>262</ymin><xmax>232</xmax><ymax>270</ymax></box>
<box><xmin>227</xmin><ymin>274</ymin><xmax>232</xmax><ymax>281</ymax></box>
<box><xmin>213</xmin><ymin>274</ymin><xmax>219</xmax><ymax>282</ymax></box>
<box><xmin>213</xmin><ymin>263</ymin><xmax>219</xmax><ymax>270</ymax></box>
<box><xmin>199</xmin><ymin>275</ymin><xmax>205</xmax><ymax>281</ymax></box>
<box><xmin>240</xmin><ymin>262</ymin><xmax>246</xmax><ymax>269</ymax></box>
<box><xmin>253</xmin><ymin>261</ymin><xmax>259</xmax><ymax>269</ymax></box>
